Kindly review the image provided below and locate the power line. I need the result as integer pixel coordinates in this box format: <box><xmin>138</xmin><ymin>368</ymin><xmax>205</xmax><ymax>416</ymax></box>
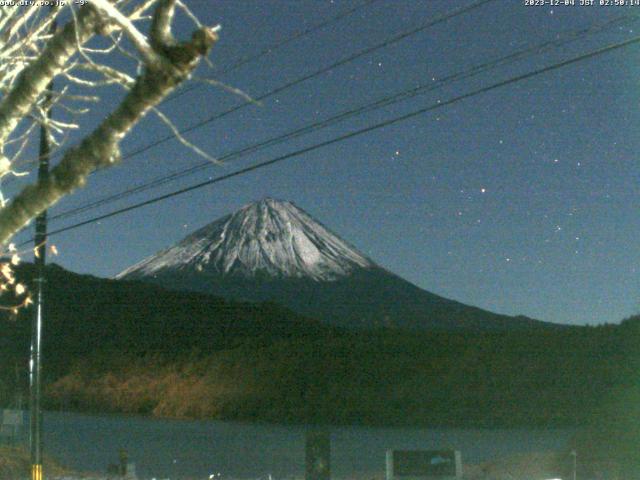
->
<box><xmin>8</xmin><ymin>0</ymin><xmax>495</xmax><ymax>180</ymax></box>
<box><xmin>21</xmin><ymin>33</ymin><xmax>640</xmax><ymax>245</ymax></box>
<box><xmin>223</xmin><ymin>0</ymin><xmax>382</xmax><ymax>74</ymax></box>
<box><xmin>50</xmin><ymin>13</ymin><xmax>640</xmax><ymax>223</ymax></box>
<box><xmin>118</xmin><ymin>0</ymin><xmax>497</xmax><ymax>160</ymax></box>
<box><xmin>164</xmin><ymin>0</ymin><xmax>383</xmax><ymax>104</ymax></box>
<box><xmin>6</xmin><ymin>0</ymin><xmax>383</xmax><ymax>177</ymax></box>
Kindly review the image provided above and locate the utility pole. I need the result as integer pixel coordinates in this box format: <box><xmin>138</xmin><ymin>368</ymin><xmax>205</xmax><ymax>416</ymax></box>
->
<box><xmin>30</xmin><ymin>104</ymin><xmax>51</xmax><ymax>480</ymax></box>
<box><xmin>30</xmin><ymin>28</ymin><xmax>55</xmax><ymax>480</ymax></box>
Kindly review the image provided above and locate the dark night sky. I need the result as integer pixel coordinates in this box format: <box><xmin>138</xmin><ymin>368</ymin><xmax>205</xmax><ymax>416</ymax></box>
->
<box><xmin>7</xmin><ymin>0</ymin><xmax>640</xmax><ymax>326</ymax></box>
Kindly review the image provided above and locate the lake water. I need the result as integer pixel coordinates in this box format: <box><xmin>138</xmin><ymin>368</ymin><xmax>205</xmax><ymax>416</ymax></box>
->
<box><xmin>32</xmin><ymin>411</ymin><xmax>576</xmax><ymax>479</ymax></box>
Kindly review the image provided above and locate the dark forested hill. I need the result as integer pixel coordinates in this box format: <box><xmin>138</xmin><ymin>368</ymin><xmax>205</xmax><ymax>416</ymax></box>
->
<box><xmin>0</xmin><ymin>263</ymin><xmax>335</xmax><ymax>398</ymax></box>
<box><xmin>1</xmin><ymin>263</ymin><xmax>637</xmax><ymax>429</ymax></box>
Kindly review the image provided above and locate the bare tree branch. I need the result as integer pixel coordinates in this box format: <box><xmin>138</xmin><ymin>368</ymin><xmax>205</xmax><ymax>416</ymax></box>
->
<box><xmin>0</xmin><ymin>4</ymin><xmax>100</xmax><ymax>148</ymax></box>
<box><xmin>0</xmin><ymin>16</ymin><xmax>219</xmax><ymax>244</ymax></box>
<box><xmin>151</xmin><ymin>0</ymin><xmax>177</xmax><ymax>48</ymax></box>
<box><xmin>91</xmin><ymin>0</ymin><xmax>162</xmax><ymax>66</ymax></box>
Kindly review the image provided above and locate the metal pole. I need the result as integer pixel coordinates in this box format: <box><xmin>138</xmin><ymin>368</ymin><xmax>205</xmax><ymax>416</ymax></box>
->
<box><xmin>29</xmin><ymin>65</ymin><xmax>54</xmax><ymax>480</ymax></box>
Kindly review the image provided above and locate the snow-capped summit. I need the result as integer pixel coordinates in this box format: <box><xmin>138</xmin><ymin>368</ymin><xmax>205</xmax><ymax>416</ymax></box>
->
<box><xmin>118</xmin><ymin>198</ymin><xmax>551</xmax><ymax>331</ymax></box>
<box><xmin>117</xmin><ymin>198</ymin><xmax>373</xmax><ymax>282</ymax></box>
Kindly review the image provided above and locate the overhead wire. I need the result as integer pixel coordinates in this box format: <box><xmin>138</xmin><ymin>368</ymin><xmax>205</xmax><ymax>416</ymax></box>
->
<box><xmin>17</xmin><ymin>32</ymin><xmax>640</xmax><ymax>246</ymax></box>
<box><xmin>2</xmin><ymin>0</ymin><xmax>382</xmax><ymax>176</ymax></box>
<box><xmin>49</xmin><ymin>12</ymin><xmax>640</xmax><ymax>223</ymax></box>
<box><xmin>5</xmin><ymin>0</ymin><xmax>497</xmax><ymax>178</ymax></box>
<box><xmin>115</xmin><ymin>0</ymin><xmax>498</xmax><ymax>161</ymax></box>
<box><xmin>163</xmin><ymin>0</ymin><xmax>384</xmax><ymax>104</ymax></box>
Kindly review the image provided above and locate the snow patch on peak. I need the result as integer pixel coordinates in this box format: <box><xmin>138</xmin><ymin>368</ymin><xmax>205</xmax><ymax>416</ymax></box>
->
<box><xmin>117</xmin><ymin>198</ymin><xmax>374</xmax><ymax>281</ymax></box>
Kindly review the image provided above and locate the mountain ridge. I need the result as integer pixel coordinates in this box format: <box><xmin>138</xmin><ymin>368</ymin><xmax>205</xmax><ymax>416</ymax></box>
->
<box><xmin>118</xmin><ymin>198</ymin><xmax>373</xmax><ymax>281</ymax></box>
<box><xmin>118</xmin><ymin>198</ymin><xmax>557</xmax><ymax>331</ymax></box>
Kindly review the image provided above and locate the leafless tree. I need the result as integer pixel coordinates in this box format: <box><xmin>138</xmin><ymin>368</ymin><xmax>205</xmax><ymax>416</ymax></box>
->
<box><xmin>0</xmin><ymin>0</ymin><xmax>219</xmax><ymax>309</ymax></box>
<box><xmin>0</xmin><ymin>0</ymin><xmax>219</xmax><ymax>245</ymax></box>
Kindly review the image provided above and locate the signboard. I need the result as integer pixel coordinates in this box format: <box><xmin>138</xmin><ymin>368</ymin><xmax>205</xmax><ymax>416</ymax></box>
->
<box><xmin>386</xmin><ymin>450</ymin><xmax>462</xmax><ymax>479</ymax></box>
<box><xmin>0</xmin><ymin>409</ymin><xmax>25</xmax><ymax>443</ymax></box>
<box><xmin>2</xmin><ymin>410</ymin><xmax>24</xmax><ymax>426</ymax></box>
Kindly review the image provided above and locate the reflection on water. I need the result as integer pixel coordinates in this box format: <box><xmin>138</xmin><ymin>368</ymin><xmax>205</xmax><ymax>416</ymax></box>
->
<box><xmin>35</xmin><ymin>411</ymin><xmax>576</xmax><ymax>479</ymax></box>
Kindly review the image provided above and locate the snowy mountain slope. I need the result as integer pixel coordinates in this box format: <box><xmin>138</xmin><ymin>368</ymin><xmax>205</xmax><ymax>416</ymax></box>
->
<box><xmin>118</xmin><ymin>198</ymin><xmax>555</xmax><ymax>331</ymax></box>
<box><xmin>118</xmin><ymin>198</ymin><xmax>373</xmax><ymax>282</ymax></box>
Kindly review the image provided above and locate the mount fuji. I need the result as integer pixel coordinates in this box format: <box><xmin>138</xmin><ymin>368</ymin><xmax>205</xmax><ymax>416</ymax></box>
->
<box><xmin>117</xmin><ymin>198</ymin><xmax>550</xmax><ymax>331</ymax></box>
